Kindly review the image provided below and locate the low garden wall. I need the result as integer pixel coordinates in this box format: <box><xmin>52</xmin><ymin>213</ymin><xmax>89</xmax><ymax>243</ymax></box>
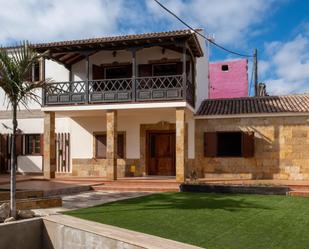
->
<box><xmin>0</xmin><ymin>215</ymin><xmax>201</xmax><ymax>249</ymax></box>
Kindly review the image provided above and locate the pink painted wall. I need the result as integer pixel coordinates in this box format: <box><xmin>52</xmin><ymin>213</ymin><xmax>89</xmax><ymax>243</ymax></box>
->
<box><xmin>209</xmin><ymin>59</ymin><xmax>248</xmax><ymax>99</ymax></box>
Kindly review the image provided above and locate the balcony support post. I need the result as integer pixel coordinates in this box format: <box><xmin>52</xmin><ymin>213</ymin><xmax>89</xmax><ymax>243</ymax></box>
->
<box><xmin>85</xmin><ymin>54</ymin><xmax>90</xmax><ymax>103</ymax></box>
<box><xmin>40</xmin><ymin>57</ymin><xmax>46</xmax><ymax>106</ymax></box>
<box><xmin>131</xmin><ymin>48</ymin><xmax>137</xmax><ymax>101</ymax></box>
<box><xmin>106</xmin><ymin>110</ymin><xmax>118</xmax><ymax>180</ymax></box>
<box><xmin>176</xmin><ymin>107</ymin><xmax>187</xmax><ymax>182</ymax></box>
<box><xmin>43</xmin><ymin>112</ymin><xmax>56</xmax><ymax>179</ymax></box>
<box><xmin>182</xmin><ymin>42</ymin><xmax>187</xmax><ymax>100</ymax></box>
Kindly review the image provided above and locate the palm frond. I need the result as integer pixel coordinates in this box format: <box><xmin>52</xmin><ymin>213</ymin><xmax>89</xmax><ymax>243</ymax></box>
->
<box><xmin>0</xmin><ymin>41</ymin><xmax>50</xmax><ymax>109</ymax></box>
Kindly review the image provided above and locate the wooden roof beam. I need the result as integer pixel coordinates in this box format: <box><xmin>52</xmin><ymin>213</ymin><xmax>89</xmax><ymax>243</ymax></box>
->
<box><xmin>58</xmin><ymin>53</ymin><xmax>77</xmax><ymax>62</ymax></box>
<box><xmin>65</xmin><ymin>54</ymin><xmax>84</xmax><ymax>65</ymax></box>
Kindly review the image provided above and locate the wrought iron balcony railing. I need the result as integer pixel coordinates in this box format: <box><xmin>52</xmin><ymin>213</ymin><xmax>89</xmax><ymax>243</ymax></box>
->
<box><xmin>43</xmin><ymin>74</ymin><xmax>195</xmax><ymax>107</ymax></box>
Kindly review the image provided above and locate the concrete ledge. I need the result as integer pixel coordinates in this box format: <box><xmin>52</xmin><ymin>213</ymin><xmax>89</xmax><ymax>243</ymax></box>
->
<box><xmin>0</xmin><ymin>218</ymin><xmax>42</xmax><ymax>249</ymax></box>
<box><xmin>180</xmin><ymin>183</ymin><xmax>290</xmax><ymax>195</ymax></box>
<box><xmin>0</xmin><ymin>190</ymin><xmax>44</xmax><ymax>201</ymax></box>
<box><xmin>43</xmin><ymin>215</ymin><xmax>202</xmax><ymax>249</ymax></box>
<box><xmin>0</xmin><ymin>197</ymin><xmax>62</xmax><ymax>209</ymax></box>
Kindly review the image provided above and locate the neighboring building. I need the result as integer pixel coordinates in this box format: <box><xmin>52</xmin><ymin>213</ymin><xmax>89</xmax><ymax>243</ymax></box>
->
<box><xmin>196</xmin><ymin>95</ymin><xmax>309</xmax><ymax>180</ymax></box>
<box><xmin>209</xmin><ymin>59</ymin><xmax>248</xmax><ymax>99</ymax></box>
<box><xmin>0</xmin><ymin>30</ymin><xmax>308</xmax><ymax>182</ymax></box>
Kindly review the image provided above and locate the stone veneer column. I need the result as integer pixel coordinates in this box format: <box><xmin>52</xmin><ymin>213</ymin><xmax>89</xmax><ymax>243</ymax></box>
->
<box><xmin>176</xmin><ymin>108</ymin><xmax>187</xmax><ymax>182</ymax></box>
<box><xmin>43</xmin><ymin>112</ymin><xmax>56</xmax><ymax>179</ymax></box>
<box><xmin>106</xmin><ymin>110</ymin><xmax>117</xmax><ymax>180</ymax></box>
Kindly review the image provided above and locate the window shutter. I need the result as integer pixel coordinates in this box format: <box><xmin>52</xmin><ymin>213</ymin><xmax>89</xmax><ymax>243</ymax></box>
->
<box><xmin>40</xmin><ymin>134</ymin><xmax>44</xmax><ymax>156</ymax></box>
<box><xmin>92</xmin><ymin>65</ymin><xmax>105</xmax><ymax>80</ymax></box>
<box><xmin>176</xmin><ymin>62</ymin><xmax>183</xmax><ymax>75</ymax></box>
<box><xmin>15</xmin><ymin>134</ymin><xmax>24</xmax><ymax>156</ymax></box>
<box><xmin>96</xmin><ymin>135</ymin><xmax>107</xmax><ymax>158</ymax></box>
<box><xmin>117</xmin><ymin>134</ymin><xmax>124</xmax><ymax>159</ymax></box>
<box><xmin>204</xmin><ymin>132</ymin><xmax>217</xmax><ymax>157</ymax></box>
<box><xmin>242</xmin><ymin>132</ymin><xmax>255</xmax><ymax>157</ymax></box>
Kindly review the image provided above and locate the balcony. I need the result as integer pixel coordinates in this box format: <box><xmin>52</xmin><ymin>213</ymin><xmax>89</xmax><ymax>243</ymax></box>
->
<box><xmin>43</xmin><ymin>74</ymin><xmax>195</xmax><ymax>107</ymax></box>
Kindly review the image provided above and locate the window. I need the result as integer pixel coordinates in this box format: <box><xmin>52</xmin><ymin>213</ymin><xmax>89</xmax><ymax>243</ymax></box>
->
<box><xmin>217</xmin><ymin>132</ymin><xmax>242</xmax><ymax>157</ymax></box>
<box><xmin>204</xmin><ymin>131</ymin><xmax>254</xmax><ymax>158</ymax></box>
<box><xmin>25</xmin><ymin>134</ymin><xmax>41</xmax><ymax>155</ymax></box>
<box><xmin>94</xmin><ymin>133</ymin><xmax>125</xmax><ymax>159</ymax></box>
<box><xmin>221</xmin><ymin>64</ymin><xmax>229</xmax><ymax>71</ymax></box>
<box><xmin>153</xmin><ymin>63</ymin><xmax>178</xmax><ymax>76</ymax></box>
<box><xmin>33</xmin><ymin>62</ymin><xmax>40</xmax><ymax>82</ymax></box>
<box><xmin>105</xmin><ymin>65</ymin><xmax>131</xmax><ymax>79</ymax></box>
<box><xmin>25</xmin><ymin>62</ymin><xmax>40</xmax><ymax>82</ymax></box>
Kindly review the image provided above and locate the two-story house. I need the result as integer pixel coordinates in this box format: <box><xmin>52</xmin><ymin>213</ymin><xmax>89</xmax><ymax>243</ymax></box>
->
<box><xmin>0</xmin><ymin>29</ymin><xmax>208</xmax><ymax>182</ymax></box>
<box><xmin>1</xmin><ymin>29</ymin><xmax>309</xmax><ymax>182</ymax></box>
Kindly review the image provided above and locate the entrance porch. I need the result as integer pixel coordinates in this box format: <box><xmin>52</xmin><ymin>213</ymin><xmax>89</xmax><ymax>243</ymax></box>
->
<box><xmin>42</xmin><ymin>106</ymin><xmax>194</xmax><ymax>183</ymax></box>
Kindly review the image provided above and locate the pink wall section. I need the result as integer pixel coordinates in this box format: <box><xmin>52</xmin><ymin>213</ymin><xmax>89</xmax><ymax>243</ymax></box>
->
<box><xmin>209</xmin><ymin>59</ymin><xmax>248</xmax><ymax>99</ymax></box>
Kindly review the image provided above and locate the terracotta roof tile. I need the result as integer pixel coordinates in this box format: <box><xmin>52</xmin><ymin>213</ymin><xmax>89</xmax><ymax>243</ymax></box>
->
<box><xmin>31</xmin><ymin>29</ymin><xmax>195</xmax><ymax>48</ymax></box>
<box><xmin>197</xmin><ymin>94</ymin><xmax>309</xmax><ymax>116</ymax></box>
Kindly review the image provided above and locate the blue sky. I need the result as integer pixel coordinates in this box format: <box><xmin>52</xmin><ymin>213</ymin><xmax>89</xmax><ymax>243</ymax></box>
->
<box><xmin>0</xmin><ymin>0</ymin><xmax>308</xmax><ymax>95</ymax></box>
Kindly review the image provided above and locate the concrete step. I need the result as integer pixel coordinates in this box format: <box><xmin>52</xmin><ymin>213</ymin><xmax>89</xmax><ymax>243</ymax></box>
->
<box><xmin>97</xmin><ymin>182</ymin><xmax>179</xmax><ymax>187</ymax></box>
<box><xmin>287</xmin><ymin>185</ymin><xmax>309</xmax><ymax>191</ymax></box>
<box><xmin>0</xmin><ymin>190</ymin><xmax>44</xmax><ymax>201</ymax></box>
<box><xmin>92</xmin><ymin>185</ymin><xmax>179</xmax><ymax>192</ymax></box>
<box><xmin>0</xmin><ymin>196</ymin><xmax>62</xmax><ymax>209</ymax></box>
<box><xmin>288</xmin><ymin>191</ymin><xmax>309</xmax><ymax>197</ymax></box>
<box><xmin>43</xmin><ymin>185</ymin><xmax>92</xmax><ymax>197</ymax></box>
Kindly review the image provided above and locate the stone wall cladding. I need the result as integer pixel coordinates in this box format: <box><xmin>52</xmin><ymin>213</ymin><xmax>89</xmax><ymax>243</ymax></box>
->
<box><xmin>195</xmin><ymin>116</ymin><xmax>309</xmax><ymax>180</ymax></box>
<box><xmin>71</xmin><ymin>158</ymin><xmax>141</xmax><ymax>177</ymax></box>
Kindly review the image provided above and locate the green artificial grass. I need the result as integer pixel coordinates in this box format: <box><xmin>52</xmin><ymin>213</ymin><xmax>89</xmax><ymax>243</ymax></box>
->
<box><xmin>66</xmin><ymin>193</ymin><xmax>309</xmax><ymax>249</ymax></box>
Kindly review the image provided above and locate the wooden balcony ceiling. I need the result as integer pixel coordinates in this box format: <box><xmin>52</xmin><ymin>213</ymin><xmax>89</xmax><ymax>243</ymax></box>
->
<box><xmin>30</xmin><ymin>29</ymin><xmax>203</xmax><ymax>68</ymax></box>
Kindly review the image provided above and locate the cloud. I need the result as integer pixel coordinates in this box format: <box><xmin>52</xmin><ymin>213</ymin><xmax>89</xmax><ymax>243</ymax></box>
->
<box><xmin>145</xmin><ymin>0</ymin><xmax>277</xmax><ymax>46</ymax></box>
<box><xmin>0</xmin><ymin>0</ymin><xmax>279</xmax><ymax>47</ymax></box>
<box><xmin>264</xmin><ymin>35</ymin><xmax>309</xmax><ymax>95</ymax></box>
<box><xmin>0</xmin><ymin>0</ymin><xmax>125</xmax><ymax>44</ymax></box>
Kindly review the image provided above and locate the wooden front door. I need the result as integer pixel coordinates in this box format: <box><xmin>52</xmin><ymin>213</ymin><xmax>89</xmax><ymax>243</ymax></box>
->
<box><xmin>147</xmin><ymin>131</ymin><xmax>176</xmax><ymax>176</ymax></box>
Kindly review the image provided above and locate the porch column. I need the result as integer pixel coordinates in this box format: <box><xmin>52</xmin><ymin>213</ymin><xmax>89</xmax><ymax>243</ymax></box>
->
<box><xmin>176</xmin><ymin>107</ymin><xmax>187</xmax><ymax>182</ymax></box>
<box><xmin>106</xmin><ymin>110</ymin><xmax>117</xmax><ymax>180</ymax></box>
<box><xmin>131</xmin><ymin>48</ymin><xmax>136</xmax><ymax>101</ymax></box>
<box><xmin>85</xmin><ymin>54</ymin><xmax>90</xmax><ymax>103</ymax></box>
<box><xmin>182</xmin><ymin>43</ymin><xmax>187</xmax><ymax>100</ymax></box>
<box><xmin>43</xmin><ymin>112</ymin><xmax>56</xmax><ymax>179</ymax></box>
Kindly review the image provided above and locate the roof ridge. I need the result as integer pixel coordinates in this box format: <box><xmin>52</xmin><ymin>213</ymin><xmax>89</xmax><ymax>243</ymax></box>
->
<box><xmin>202</xmin><ymin>94</ymin><xmax>309</xmax><ymax>103</ymax></box>
<box><xmin>31</xmin><ymin>29</ymin><xmax>197</xmax><ymax>47</ymax></box>
<box><xmin>198</xmin><ymin>94</ymin><xmax>309</xmax><ymax>116</ymax></box>
<box><xmin>1</xmin><ymin>29</ymin><xmax>200</xmax><ymax>50</ymax></box>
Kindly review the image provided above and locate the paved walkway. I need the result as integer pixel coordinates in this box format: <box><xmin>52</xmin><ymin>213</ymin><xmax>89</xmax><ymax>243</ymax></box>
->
<box><xmin>33</xmin><ymin>191</ymin><xmax>151</xmax><ymax>216</ymax></box>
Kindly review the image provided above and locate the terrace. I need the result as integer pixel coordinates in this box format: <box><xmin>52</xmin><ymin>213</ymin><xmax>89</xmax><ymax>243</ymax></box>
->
<box><xmin>32</xmin><ymin>30</ymin><xmax>203</xmax><ymax>108</ymax></box>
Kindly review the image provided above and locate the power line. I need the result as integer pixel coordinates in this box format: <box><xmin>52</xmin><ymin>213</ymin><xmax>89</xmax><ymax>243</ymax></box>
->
<box><xmin>153</xmin><ymin>0</ymin><xmax>253</xmax><ymax>58</ymax></box>
<box><xmin>249</xmin><ymin>61</ymin><xmax>254</xmax><ymax>96</ymax></box>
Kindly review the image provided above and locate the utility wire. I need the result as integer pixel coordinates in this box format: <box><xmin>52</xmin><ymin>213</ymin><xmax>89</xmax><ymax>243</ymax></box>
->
<box><xmin>153</xmin><ymin>0</ymin><xmax>253</xmax><ymax>58</ymax></box>
<box><xmin>249</xmin><ymin>62</ymin><xmax>254</xmax><ymax>96</ymax></box>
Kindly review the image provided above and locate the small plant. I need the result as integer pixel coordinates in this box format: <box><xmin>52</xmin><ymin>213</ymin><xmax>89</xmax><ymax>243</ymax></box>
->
<box><xmin>189</xmin><ymin>170</ymin><xmax>198</xmax><ymax>182</ymax></box>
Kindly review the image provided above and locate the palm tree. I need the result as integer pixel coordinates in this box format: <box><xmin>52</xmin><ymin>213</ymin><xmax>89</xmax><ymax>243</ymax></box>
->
<box><xmin>0</xmin><ymin>42</ymin><xmax>48</xmax><ymax>218</ymax></box>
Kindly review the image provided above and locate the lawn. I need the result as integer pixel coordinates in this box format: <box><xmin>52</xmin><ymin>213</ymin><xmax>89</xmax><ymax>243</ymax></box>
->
<box><xmin>66</xmin><ymin>192</ymin><xmax>309</xmax><ymax>249</ymax></box>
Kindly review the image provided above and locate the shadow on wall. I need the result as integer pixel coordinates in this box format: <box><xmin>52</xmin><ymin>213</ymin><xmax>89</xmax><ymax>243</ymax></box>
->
<box><xmin>17</xmin><ymin>156</ymin><xmax>43</xmax><ymax>174</ymax></box>
<box><xmin>197</xmin><ymin>120</ymin><xmax>283</xmax><ymax>180</ymax></box>
<box><xmin>252</xmin><ymin>125</ymin><xmax>281</xmax><ymax>179</ymax></box>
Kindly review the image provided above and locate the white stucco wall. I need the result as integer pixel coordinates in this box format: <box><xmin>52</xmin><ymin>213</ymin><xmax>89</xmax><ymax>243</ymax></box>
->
<box><xmin>0</xmin><ymin>117</ymin><xmax>70</xmax><ymax>173</ymax></box>
<box><xmin>195</xmin><ymin>30</ymin><xmax>209</xmax><ymax>111</ymax></box>
<box><xmin>45</xmin><ymin>60</ymin><xmax>70</xmax><ymax>82</ymax></box>
<box><xmin>69</xmin><ymin>108</ymin><xmax>195</xmax><ymax>160</ymax></box>
<box><xmin>72</xmin><ymin>46</ymin><xmax>183</xmax><ymax>81</ymax></box>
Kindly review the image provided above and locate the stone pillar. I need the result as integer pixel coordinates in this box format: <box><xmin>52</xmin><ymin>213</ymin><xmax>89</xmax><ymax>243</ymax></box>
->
<box><xmin>43</xmin><ymin>112</ymin><xmax>56</xmax><ymax>179</ymax></box>
<box><xmin>176</xmin><ymin>108</ymin><xmax>187</xmax><ymax>182</ymax></box>
<box><xmin>106</xmin><ymin>110</ymin><xmax>117</xmax><ymax>180</ymax></box>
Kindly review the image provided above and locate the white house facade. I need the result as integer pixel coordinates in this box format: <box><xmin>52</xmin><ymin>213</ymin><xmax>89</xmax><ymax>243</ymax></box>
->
<box><xmin>0</xmin><ymin>29</ymin><xmax>209</xmax><ymax>182</ymax></box>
